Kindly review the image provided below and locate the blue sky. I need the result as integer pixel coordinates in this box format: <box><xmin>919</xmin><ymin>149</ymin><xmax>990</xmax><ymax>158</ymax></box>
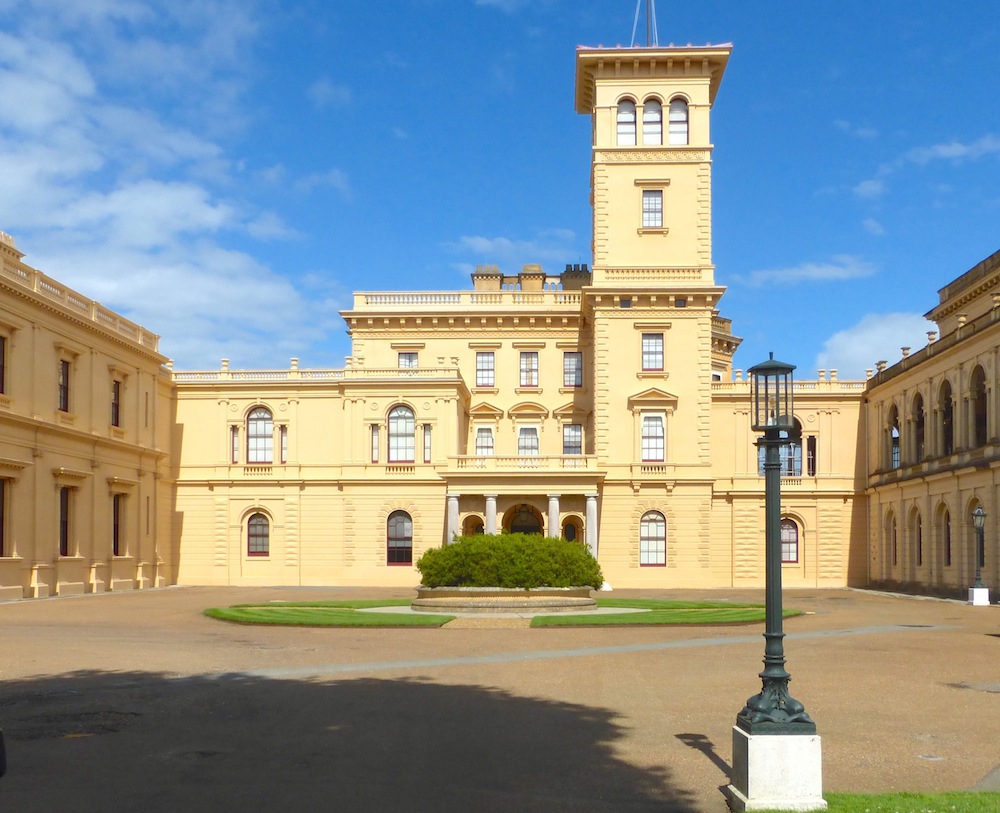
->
<box><xmin>1</xmin><ymin>0</ymin><xmax>997</xmax><ymax>378</ymax></box>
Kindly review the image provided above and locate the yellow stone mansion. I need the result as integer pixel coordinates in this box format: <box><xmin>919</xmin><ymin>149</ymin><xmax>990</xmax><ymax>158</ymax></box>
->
<box><xmin>0</xmin><ymin>42</ymin><xmax>996</xmax><ymax>600</ymax></box>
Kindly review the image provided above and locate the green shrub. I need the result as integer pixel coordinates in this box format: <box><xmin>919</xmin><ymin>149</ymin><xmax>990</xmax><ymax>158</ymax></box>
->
<box><xmin>416</xmin><ymin>533</ymin><xmax>604</xmax><ymax>589</ymax></box>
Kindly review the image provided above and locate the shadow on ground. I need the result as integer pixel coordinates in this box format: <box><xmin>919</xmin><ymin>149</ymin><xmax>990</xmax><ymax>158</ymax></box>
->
<box><xmin>0</xmin><ymin>670</ymin><xmax>698</xmax><ymax>812</ymax></box>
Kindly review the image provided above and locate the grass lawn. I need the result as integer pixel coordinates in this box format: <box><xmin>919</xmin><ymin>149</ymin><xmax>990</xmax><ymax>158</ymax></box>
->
<box><xmin>821</xmin><ymin>792</ymin><xmax>1000</xmax><ymax>813</ymax></box>
<box><xmin>204</xmin><ymin>597</ymin><xmax>797</xmax><ymax>628</ymax></box>
<box><xmin>530</xmin><ymin>598</ymin><xmax>799</xmax><ymax>627</ymax></box>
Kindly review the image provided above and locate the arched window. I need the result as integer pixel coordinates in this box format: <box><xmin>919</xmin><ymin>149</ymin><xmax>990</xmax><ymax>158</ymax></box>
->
<box><xmin>639</xmin><ymin>510</ymin><xmax>666</xmax><ymax>566</ymax></box>
<box><xmin>387</xmin><ymin>510</ymin><xmax>413</xmax><ymax>564</ymax></box>
<box><xmin>247</xmin><ymin>513</ymin><xmax>269</xmax><ymax>557</ymax></box>
<box><xmin>780</xmin><ymin>518</ymin><xmax>799</xmax><ymax>563</ymax></box>
<box><xmin>942</xmin><ymin>508</ymin><xmax>952</xmax><ymax>567</ymax></box>
<box><xmin>617</xmin><ymin>99</ymin><xmax>637</xmax><ymax>146</ymax></box>
<box><xmin>887</xmin><ymin>405</ymin><xmax>900</xmax><ymax>469</ymax></box>
<box><xmin>668</xmin><ymin>98</ymin><xmax>689</xmax><ymax>145</ymax></box>
<box><xmin>388</xmin><ymin>405</ymin><xmax>415</xmax><ymax>462</ymax></box>
<box><xmin>909</xmin><ymin>509</ymin><xmax>923</xmax><ymax>568</ymax></box>
<box><xmin>912</xmin><ymin>393</ymin><xmax>925</xmax><ymax>463</ymax></box>
<box><xmin>939</xmin><ymin>380</ymin><xmax>954</xmax><ymax>456</ymax></box>
<box><xmin>247</xmin><ymin>407</ymin><xmax>273</xmax><ymax>464</ymax></box>
<box><xmin>642</xmin><ymin>98</ymin><xmax>662</xmax><ymax>145</ymax></box>
<box><xmin>970</xmin><ymin>365</ymin><xmax>987</xmax><ymax>447</ymax></box>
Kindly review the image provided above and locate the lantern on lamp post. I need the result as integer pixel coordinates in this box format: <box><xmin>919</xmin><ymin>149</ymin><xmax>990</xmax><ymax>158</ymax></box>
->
<box><xmin>972</xmin><ymin>505</ymin><xmax>986</xmax><ymax>590</ymax></box>
<box><xmin>739</xmin><ymin>353</ymin><xmax>815</xmax><ymax>734</ymax></box>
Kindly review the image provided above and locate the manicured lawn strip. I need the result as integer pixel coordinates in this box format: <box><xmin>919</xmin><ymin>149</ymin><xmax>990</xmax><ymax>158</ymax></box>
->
<box><xmin>822</xmin><ymin>792</ymin><xmax>1000</xmax><ymax>813</ymax></box>
<box><xmin>203</xmin><ymin>605</ymin><xmax>452</xmax><ymax>627</ymax></box>
<box><xmin>532</xmin><ymin>606</ymin><xmax>770</xmax><ymax>627</ymax></box>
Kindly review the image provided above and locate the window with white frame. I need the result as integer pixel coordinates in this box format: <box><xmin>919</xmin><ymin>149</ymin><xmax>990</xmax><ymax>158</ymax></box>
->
<box><xmin>475</xmin><ymin>427</ymin><xmax>494</xmax><ymax>456</ymax></box>
<box><xmin>423</xmin><ymin>424</ymin><xmax>431</xmax><ymax>464</ymax></box>
<box><xmin>388</xmin><ymin>405</ymin><xmax>415</xmax><ymax>462</ymax></box>
<box><xmin>563</xmin><ymin>424</ymin><xmax>583</xmax><ymax>455</ymax></box>
<box><xmin>780</xmin><ymin>519</ymin><xmax>799</xmax><ymax>563</ymax></box>
<box><xmin>519</xmin><ymin>352</ymin><xmax>539</xmax><ymax>387</ymax></box>
<box><xmin>641</xmin><ymin>333</ymin><xmax>664</xmax><ymax>371</ymax></box>
<box><xmin>617</xmin><ymin>99</ymin><xmax>636</xmax><ymax>145</ymax></box>
<box><xmin>668</xmin><ymin>98</ymin><xmax>689</xmax><ymax>145</ymax></box>
<box><xmin>641</xmin><ymin>414</ymin><xmax>665</xmax><ymax>461</ymax></box>
<box><xmin>642</xmin><ymin>189</ymin><xmax>663</xmax><ymax>228</ymax></box>
<box><xmin>280</xmin><ymin>425</ymin><xmax>288</xmax><ymax>464</ymax></box>
<box><xmin>640</xmin><ymin>511</ymin><xmax>666</xmax><ymax>566</ymax></box>
<box><xmin>371</xmin><ymin>424</ymin><xmax>379</xmax><ymax>463</ymax></box>
<box><xmin>230</xmin><ymin>425</ymin><xmax>239</xmax><ymax>464</ymax></box>
<box><xmin>518</xmin><ymin>426</ymin><xmax>540</xmax><ymax>456</ymax></box>
<box><xmin>247</xmin><ymin>407</ymin><xmax>274</xmax><ymax>464</ymax></box>
<box><xmin>398</xmin><ymin>352</ymin><xmax>418</xmax><ymax>369</ymax></box>
<box><xmin>563</xmin><ymin>352</ymin><xmax>583</xmax><ymax>388</ymax></box>
<box><xmin>476</xmin><ymin>351</ymin><xmax>495</xmax><ymax>387</ymax></box>
<box><xmin>642</xmin><ymin>99</ymin><xmax>662</xmax><ymax>145</ymax></box>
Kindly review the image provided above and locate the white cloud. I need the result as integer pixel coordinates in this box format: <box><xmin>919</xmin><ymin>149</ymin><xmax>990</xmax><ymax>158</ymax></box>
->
<box><xmin>445</xmin><ymin>229</ymin><xmax>580</xmax><ymax>273</ymax></box>
<box><xmin>307</xmin><ymin>78</ymin><xmax>351</xmax><ymax>109</ymax></box>
<box><xmin>853</xmin><ymin>178</ymin><xmax>886</xmax><ymax>199</ymax></box>
<box><xmin>834</xmin><ymin>119</ymin><xmax>878</xmax><ymax>139</ymax></box>
<box><xmin>906</xmin><ymin>134</ymin><xmax>1000</xmax><ymax>165</ymax></box>
<box><xmin>744</xmin><ymin>255</ymin><xmax>876</xmax><ymax>287</ymax></box>
<box><xmin>475</xmin><ymin>0</ymin><xmax>530</xmax><ymax>12</ymax></box>
<box><xmin>295</xmin><ymin>169</ymin><xmax>352</xmax><ymax>198</ymax></box>
<box><xmin>862</xmin><ymin>217</ymin><xmax>885</xmax><ymax>236</ymax></box>
<box><xmin>815</xmin><ymin>313</ymin><xmax>935</xmax><ymax>379</ymax></box>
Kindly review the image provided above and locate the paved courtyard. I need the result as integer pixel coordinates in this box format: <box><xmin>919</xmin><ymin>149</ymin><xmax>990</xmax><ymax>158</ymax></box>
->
<box><xmin>0</xmin><ymin>586</ymin><xmax>997</xmax><ymax>812</ymax></box>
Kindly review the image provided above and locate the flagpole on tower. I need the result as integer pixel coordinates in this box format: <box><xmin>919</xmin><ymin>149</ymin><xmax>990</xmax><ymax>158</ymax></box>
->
<box><xmin>630</xmin><ymin>0</ymin><xmax>659</xmax><ymax>47</ymax></box>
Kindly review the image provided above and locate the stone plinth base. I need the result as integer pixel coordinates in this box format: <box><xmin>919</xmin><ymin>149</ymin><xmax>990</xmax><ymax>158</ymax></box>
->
<box><xmin>968</xmin><ymin>586</ymin><xmax>991</xmax><ymax>606</ymax></box>
<box><xmin>726</xmin><ymin>726</ymin><xmax>826</xmax><ymax>812</ymax></box>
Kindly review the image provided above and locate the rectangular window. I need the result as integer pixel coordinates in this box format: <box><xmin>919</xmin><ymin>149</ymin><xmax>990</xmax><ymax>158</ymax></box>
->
<box><xmin>563</xmin><ymin>424</ymin><xmax>583</xmax><ymax>455</ymax></box>
<box><xmin>0</xmin><ymin>335</ymin><xmax>6</xmax><ymax>394</ymax></box>
<box><xmin>144</xmin><ymin>392</ymin><xmax>149</xmax><ymax>428</ymax></box>
<box><xmin>475</xmin><ymin>427</ymin><xmax>494</xmax><ymax>456</ymax></box>
<box><xmin>59</xmin><ymin>486</ymin><xmax>71</xmax><ymax>556</ymax></box>
<box><xmin>398</xmin><ymin>352</ymin><xmax>418</xmax><ymax>369</ymax></box>
<box><xmin>423</xmin><ymin>424</ymin><xmax>431</xmax><ymax>464</ymax></box>
<box><xmin>111</xmin><ymin>380</ymin><xmax>122</xmax><ymax>427</ymax></box>
<box><xmin>641</xmin><ymin>333</ymin><xmax>664</xmax><ymax>371</ymax></box>
<box><xmin>518</xmin><ymin>427</ymin><xmax>540</xmax><ymax>456</ymax></box>
<box><xmin>112</xmin><ymin>493</ymin><xmax>124</xmax><ymax>556</ymax></box>
<box><xmin>280</xmin><ymin>425</ymin><xmax>288</xmax><ymax>464</ymax></box>
<box><xmin>642</xmin><ymin>189</ymin><xmax>663</xmax><ymax>228</ymax></box>
<box><xmin>807</xmin><ymin>436</ymin><xmax>817</xmax><ymax>477</ymax></box>
<box><xmin>58</xmin><ymin>359</ymin><xmax>70</xmax><ymax>412</ymax></box>
<box><xmin>145</xmin><ymin>495</ymin><xmax>150</xmax><ymax>536</ymax></box>
<box><xmin>371</xmin><ymin>424</ymin><xmax>380</xmax><ymax>463</ymax></box>
<box><xmin>476</xmin><ymin>352</ymin><xmax>495</xmax><ymax>387</ymax></box>
<box><xmin>519</xmin><ymin>352</ymin><xmax>538</xmax><ymax>387</ymax></box>
<box><xmin>563</xmin><ymin>352</ymin><xmax>583</xmax><ymax>388</ymax></box>
<box><xmin>230</xmin><ymin>425</ymin><xmax>239</xmax><ymax>464</ymax></box>
<box><xmin>641</xmin><ymin>414</ymin><xmax>665</xmax><ymax>462</ymax></box>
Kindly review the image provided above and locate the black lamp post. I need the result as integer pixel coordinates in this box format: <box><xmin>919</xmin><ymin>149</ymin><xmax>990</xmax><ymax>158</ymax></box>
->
<box><xmin>737</xmin><ymin>353</ymin><xmax>816</xmax><ymax>735</ymax></box>
<box><xmin>972</xmin><ymin>505</ymin><xmax>986</xmax><ymax>589</ymax></box>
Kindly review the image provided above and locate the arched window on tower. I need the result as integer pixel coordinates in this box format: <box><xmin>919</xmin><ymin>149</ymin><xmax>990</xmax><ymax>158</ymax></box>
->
<box><xmin>668</xmin><ymin>98</ymin><xmax>689</xmax><ymax>145</ymax></box>
<box><xmin>642</xmin><ymin>99</ymin><xmax>662</xmax><ymax>145</ymax></box>
<box><xmin>617</xmin><ymin>99</ymin><xmax>637</xmax><ymax>146</ymax></box>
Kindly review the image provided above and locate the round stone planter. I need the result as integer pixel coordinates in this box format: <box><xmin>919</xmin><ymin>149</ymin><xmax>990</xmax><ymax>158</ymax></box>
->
<box><xmin>412</xmin><ymin>586</ymin><xmax>597</xmax><ymax>614</ymax></box>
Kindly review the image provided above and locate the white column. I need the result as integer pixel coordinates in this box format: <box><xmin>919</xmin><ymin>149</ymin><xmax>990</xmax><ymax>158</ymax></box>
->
<box><xmin>485</xmin><ymin>494</ymin><xmax>497</xmax><ymax>534</ymax></box>
<box><xmin>446</xmin><ymin>493</ymin><xmax>460</xmax><ymax>543</ymax></box>
<box><xmin>547</xmin><ymin>494</ymin><xmax>560</xmax><ymax>538</ymax></box>
<box><xmin>585</xmin><ymin>493</ymin><xmax>599</xmax><ymax>557</ymax></box>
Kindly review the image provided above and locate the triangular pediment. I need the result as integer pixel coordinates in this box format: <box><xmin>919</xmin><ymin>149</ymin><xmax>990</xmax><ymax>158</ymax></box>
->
<box><xmin>553</xmin><ymin>401</ymin><xmax>592</xmax><ymax>419</ymax></box>
<box><xmin>469</xmin><ymin>402</ymin><xmax>504</xmax><ymax>419</ymax></box>
<box><xmin>627</xmin><ymin>387</ymin><xmax>679</xmax><ymax>411</ymax></box>
<box><xmin>508</xmin><ymin>401</ymin><xmax>549</xmax><ymax>419</ymax></box>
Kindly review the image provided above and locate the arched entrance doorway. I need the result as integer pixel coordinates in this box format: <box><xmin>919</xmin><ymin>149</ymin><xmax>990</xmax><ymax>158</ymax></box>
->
<box><xmin>462</xmin><ymin>515</ymin><xmax>485</xmax><ymax>536</ymax></box>
<box><xmin>503</xmin><ymin>503</ymin><xmax>544</xmax><ymax>535</ymax></box>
